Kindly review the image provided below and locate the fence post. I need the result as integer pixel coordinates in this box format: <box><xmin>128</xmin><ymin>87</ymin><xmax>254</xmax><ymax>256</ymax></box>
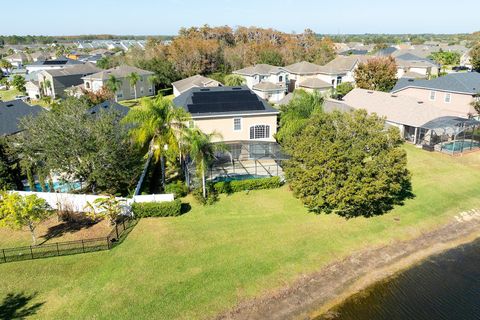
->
<box><xmin>56</xmin><ymin>243</ymin><xmax>60</xmax><ymax>256</ymax></box>
<box><xmin>30</xmin><ymin>246</ymin><xmax>34</xmax><ymax>259</ymax></box>
<box><xmin>2</xmin><ymin>249</ymin><xmax>6</xmax><ymax>263</ymax></box>
<box><xmin>82</xmin><ymin>239</ymin><xmax>85</xmax><ymax>253</ymax></box>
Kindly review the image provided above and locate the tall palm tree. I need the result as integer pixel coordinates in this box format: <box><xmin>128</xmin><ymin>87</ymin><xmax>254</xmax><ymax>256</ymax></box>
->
<box><xmin>127</xmin><ymin>72</ymin><xmax>140</xmax><ymax>100</ymax></box>
<box><xmin>224</xmin><ymin>74</ymin><xmax>246</xmax><ymax>86</ymax></box>
<box><xmin>106</xmin><ymin>75</ymin><xmax>122</xmax><ymax>102</ymax></box>
<box><xmin>43</xmin><ymin>79</ymin><xmax>52</xmax><ymax>96</ymax></box>
<box><xmin>122</xmin><ymin>96</ymin><xmax>190</xmax><ymax>188</ymax></box>
<box><xmin>147</xmin><ymin>75</ymin><xmax>159</xmax><ymax>96</ymax></box>
<box><xmin>185</xmin><ymin>128</ymin><xmax>224</xmax><ymax>198</ymax></box>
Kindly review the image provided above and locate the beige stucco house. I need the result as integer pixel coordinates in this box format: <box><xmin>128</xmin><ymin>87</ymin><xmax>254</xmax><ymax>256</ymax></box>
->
<box><xmin>82</xmin><ymin>65</ymin><xmax>154</xmax><ymax>101</ymax></box>
<box><xmin>233</xmin><ymin>64</ymin><xmax>287</xmax><ymax>103</ymax></box>
<box><xmin>173</xmin><ymin>86</ymin><xmax>279</xmax><ymax>143</ymax></box>
<box><xmin>391</xmin><ymin>72</ymin><xmax>480</xmax><ymax>118</ymax></box>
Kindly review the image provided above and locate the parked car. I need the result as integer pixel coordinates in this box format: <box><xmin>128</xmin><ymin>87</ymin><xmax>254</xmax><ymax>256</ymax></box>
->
<box><xmin>14</xmin><ymin>95</ymin><xmax>29</xmax><ymax>102</ymax></box>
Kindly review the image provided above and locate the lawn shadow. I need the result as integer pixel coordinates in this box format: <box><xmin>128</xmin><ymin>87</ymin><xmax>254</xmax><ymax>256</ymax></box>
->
<box><xmin>0</xmin><ymin>292</ymin><xmax>44</xmax><ymax>320</ymax></box>
<box><xmin>180</xmin><ymin>203</ymin><xmax>192</xmax><ymax>215</ymax></box>
<box><xmin>40</xmin><ymin>217</ymin><xmax>99</xmax><ymax>244</ymax></box>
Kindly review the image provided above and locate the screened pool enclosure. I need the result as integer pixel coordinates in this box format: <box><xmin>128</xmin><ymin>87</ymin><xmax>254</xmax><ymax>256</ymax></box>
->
<box><xmin>417</xmin><ymin>116</ymin><xmax>480</xmax><ymax>155</ymax></box>
<box><xmin>186</xmin><ymin>141</ymin><xmax>288</xmax><ymax>183</ymax></box>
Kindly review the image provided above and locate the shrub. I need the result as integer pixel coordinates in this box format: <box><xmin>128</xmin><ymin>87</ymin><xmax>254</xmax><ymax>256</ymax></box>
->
<box><xmin>165</xmin><ymin>181</ymin><xmax>188</xmax><ymax>198</ymax></box>
<box><xmin>131</xmin><ymin>199</ymin><xmax>182</xmax><ymax>217</ymax></box>
<box><xmin>213</xmin><ymin>176</ymin><xmax>283</xmax><ymax>194</ymax></box>
<box><xmin>192</xmin><ymin>186</ymin><xmax>218</xmax><ymax>205</ymax></box>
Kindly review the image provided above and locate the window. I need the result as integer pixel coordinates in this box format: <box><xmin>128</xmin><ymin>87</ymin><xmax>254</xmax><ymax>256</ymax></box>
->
<box><xmin>233</xmin><ymin>118</ymin><xmax>242</xmax><ymax>131</ymax></box>
<box><xmin>336</xmin><ymin>76</ymin><xmax>342</xmax><ymax>85</ymax></box>
<box><xmin>445</xmin><ymin>93</ymin><xmax>451</xmax><ymax>103</ymax></box>
<box><xmin>279</xmin><ymin>76</ymin><xmax>283</xmax><ymax>82</ymax></box>
<box><xmin>249</xmin><ymin>125</ymin><xmax>270</xmax><ymax>139</ymax></box>
<box><xmin>430</xmin><ymin>90</ymin><xmax>436</xmax><ymax>101</ymax></box>
<box><xmin>85</xmin><ymin>82</ymin><xmax>90</xmax><ymax>89</ymax></box>
<box><xmin>188</xmin><ymin>120</ymin><xmax>195</xmax><ymax>129</ymax></box>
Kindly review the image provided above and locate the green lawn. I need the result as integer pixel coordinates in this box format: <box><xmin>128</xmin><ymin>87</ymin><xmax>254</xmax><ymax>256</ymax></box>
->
<box><xmin>0</xmin><ymin>88</ymin><xmax>21</xmax><ymax>101</ymax></box>
<box><xmin>1</xmin><ymin>145</ymin><xmax>479</xmax><ymax>319</ymax></box>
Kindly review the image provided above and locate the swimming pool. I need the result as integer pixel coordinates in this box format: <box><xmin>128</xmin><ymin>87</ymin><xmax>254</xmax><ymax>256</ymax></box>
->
<box><xmin>441</xmin><ymin>140</ymin><xmax>480</xmax><ymax>153</ymax></box>
<box><xmin>23</xmin><ymin>181</ymin><xmax>82</xmax><ymax>193</ymax></box>
<box><xmin>210</xmin><ymin>174</ymin><xmax>268</xmax><ymax>183</ymax></box>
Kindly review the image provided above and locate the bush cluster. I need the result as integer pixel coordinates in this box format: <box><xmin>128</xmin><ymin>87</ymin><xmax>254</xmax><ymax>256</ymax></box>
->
<box><xmin>212</xmin><ymin>176</ymin><xmax>283</xmax><ymax>194</ymax></box>
<box><xmin>132</xmin><ymin>199</ymin><xmax>182</xmax><ymax>217</ymax></box>
<box><xmin>165</xmin><ymin>181</ymin><xmax>189</xmax><ymax>198</ymax></box>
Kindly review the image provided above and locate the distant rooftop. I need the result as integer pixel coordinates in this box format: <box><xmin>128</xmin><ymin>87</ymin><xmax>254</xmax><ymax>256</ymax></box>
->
<box><xmin>0</xmin><ymin>100</ymin><xmax>44</xmax><ymax>136</ymax></box>
<box><xmin>392</xmin><ymin>72</ymin><xmax>480</xmax><ymax>95</ymax></box>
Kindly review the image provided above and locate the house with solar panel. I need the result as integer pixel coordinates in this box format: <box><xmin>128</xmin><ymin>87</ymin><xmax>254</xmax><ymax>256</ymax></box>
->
<box><xmin>173</xmin><ymin>86</ymin><xmax>287</xmax><ymax>179</ymax></box>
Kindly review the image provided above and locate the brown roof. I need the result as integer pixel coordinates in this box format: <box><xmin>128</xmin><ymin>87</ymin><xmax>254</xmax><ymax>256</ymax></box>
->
<box><xmin>82</xmin><ymin>65</ymin><xmax>154</xmax><ymax>81</ymax></box>
<box><xmin>318</xmin><ymin>55</ymin><xmax>369</xmax><ymax>75</ymax></box>
<box><xmin>233</xmin><ymin>64</ymin><xmax>282</xmax><ymax>76</ymax></box>
<box><xmin>297</xmin><ymin>78</ymin><xmax>332</xmax><ymax>89</ymax></box>
<box><xmin>172</xmin><ymin>75</ymin><xmax>222</xmax><ymax>93</ymax></box>
<box><xmin>252</xmin><ymin>81</ymin><xmax>285</xmax><ymax>91</ymax></box>
<box><xmin>44</xmin><ymin>63</ymin><xmax>101</xmax><ymax>77</ymax></box>
<box><xmin>281</xmin><ymin>61</ymin><xmax>324</xmax><ymax>75</ymax></box>
<box><xmin>342</xmin><ymin>88</ymin><xmax>458</xmax><ymax>127</ymax></box>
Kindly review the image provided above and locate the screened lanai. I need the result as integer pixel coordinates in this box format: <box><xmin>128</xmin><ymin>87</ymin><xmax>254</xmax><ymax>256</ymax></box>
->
<box><xmin>187</xmin><ymin>141</ymin><xmax>289</xmax><ymax>184</ymax></box>
<box><xmin>417</xmin><ymin>116</ymin><xmax>480</xmax><ymax>155</ymax></box>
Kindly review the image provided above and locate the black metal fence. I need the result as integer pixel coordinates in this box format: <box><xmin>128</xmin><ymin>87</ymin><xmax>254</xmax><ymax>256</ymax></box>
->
<box><xmin>0</xmin><ymin>218</ymin><xmax>137</xmax><ymax>264</ymax></box>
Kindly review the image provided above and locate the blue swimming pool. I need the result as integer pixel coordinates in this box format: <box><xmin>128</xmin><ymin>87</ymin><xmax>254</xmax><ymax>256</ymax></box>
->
<box><xmin>210</xmin><ymin>174</ymin><xmax>268</xmax><ymax>183</ymax></box>
<box><xmin>441</xmin><ymin>141</ymin><xmax>480</xmax><ymax>153</ymax></box>
<box><xmin>23</xmin><ymin>181</ymin><xmax>82</xmax><ymax>193</ymax></box>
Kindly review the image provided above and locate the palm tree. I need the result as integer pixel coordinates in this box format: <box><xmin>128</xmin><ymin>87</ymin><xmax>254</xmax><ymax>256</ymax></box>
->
<box><xmin>147</xmin><ymin>75</ymin><xmax>159</xmax><ymax>96</ymax></box>
<box><xmin>106</xmin><ymin>75</ymin><xmax>122</xmax><ymax>102</ymax></box>
<box><xmin>122</xmin><ymin>95</ymin><xmax>190</xmax><ymax>188</ymax></box>
<box><xmin>43</xmin><ymin>79</ymin><xmax>52</xmax><ymax>96</ymax></box>
<box><xmin>185</xmin><ymin>128</ymin><xmax>224</xmax><ymax>198</ymax></box>
<box><xmin>127</xmin><ymin>72</ymin><xmax>140</xmax><ymax>100</ymax></box>
<box><xmin>224</xmin><ymin>74</ymin><xmax>246</xmax><ymax>86</ymax></box>
<box><xmin>0</xmin><ymin>59</ymin><xmax>13</xmax><ymax>73</ymax></box>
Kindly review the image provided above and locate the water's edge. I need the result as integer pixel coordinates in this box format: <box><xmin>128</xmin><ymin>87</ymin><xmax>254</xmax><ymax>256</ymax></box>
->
<box><xmin>216</xmin><ymin>211</ymin><xmax>480</xmax><ymax>320</ymax></box>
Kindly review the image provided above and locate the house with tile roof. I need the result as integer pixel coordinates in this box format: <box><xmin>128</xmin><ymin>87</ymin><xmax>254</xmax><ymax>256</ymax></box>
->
<box><xmin>395</xmin><ymin>53</ymin><xmax>440</xmax><ymax>79</ymax></box>
<box><xmin>391</xmin><ymin>72</ymin><xmax>480</xmax><ymax>117</ymax></box>
<box><xmin>82</xmin><ymin>65</ymin><xmax>154</xmax><ymax>101</ymax></box>
<box><xmin>0</xmin><ymin>100</ymin><xmax>44</xmax><ymax>136</ymax></box>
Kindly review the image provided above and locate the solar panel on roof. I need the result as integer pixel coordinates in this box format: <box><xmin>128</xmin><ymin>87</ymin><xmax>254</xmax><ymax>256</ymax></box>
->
<box><xmin>186</xmin><ymin>89</ymin><xmax>266</xmax><ymax>114</ymax></box>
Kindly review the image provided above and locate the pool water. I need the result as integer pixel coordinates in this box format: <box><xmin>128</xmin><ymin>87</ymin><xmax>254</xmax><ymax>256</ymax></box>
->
<box><xmin>23</xmin><ymin>181</ymin><xmax>82</xmax><ymax>193</ymax></box>
<box><xmin>210</xmin><ymin>174</ymin><xmax>268</xmax><ymax>183</ymax></box>
<box><xmin>441</xmin><ymin>140</ymin><xmax>480</xmax><ymax>152</ymax></box>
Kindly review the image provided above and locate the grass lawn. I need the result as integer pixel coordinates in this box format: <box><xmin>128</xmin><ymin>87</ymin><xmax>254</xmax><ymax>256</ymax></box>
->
<box><xmin>1</xmin><ymin>145</ymin><xmax>479</xmax><ymax>319</ymax></box>
<box><xmin>0</xmin><ymin>88</ymin><xmax>21</xmax><ymax>101</ymax></box>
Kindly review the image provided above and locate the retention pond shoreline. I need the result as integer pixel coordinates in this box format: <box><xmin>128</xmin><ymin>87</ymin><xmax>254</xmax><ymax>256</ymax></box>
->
<box><xmin>216</xmin><ymin>209</ymin><xmax>480</xmax><ymax>320</ymax></box>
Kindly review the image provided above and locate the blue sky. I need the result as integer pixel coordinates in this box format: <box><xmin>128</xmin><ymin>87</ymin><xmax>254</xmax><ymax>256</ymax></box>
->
<box><xmin>3</xmin><ymin>0</ymin><xmax>480</xmax><ymax>35</ymax></box>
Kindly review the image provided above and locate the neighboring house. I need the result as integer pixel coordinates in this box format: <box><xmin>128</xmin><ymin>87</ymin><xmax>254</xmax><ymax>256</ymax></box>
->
<box><xmin>172</xmin><ymin>75</ymin><xmax>223</xmax><ymax>97</ymax></box>
<box><xmin>343</xmin><ymin>88</ymin><xmax>455</xmax><ymax>144</ymax></box>
<box><xmin>37</xmin><ymin>63</ymin><xmax>101</xmax><ymax>99</ymax></box>
<box><xmin>281</xmin><ymin>61</ymin><xmax>326</xmax><ymax>91</ymax></box>
<box><xmin>4</xmin><ymin>52</ymin><xmax>28</xmax><ymax>68</ymax></box>
<box><xmin>391</xmin><ymin>72</ymin><xmax>480</xmax><ymax>117</ymax></box>
<box><xmin>295</xmin><ymin>78</ymin><xmax>332</xmax><ymax>93</ymax></box>
<box><xmin>28</xmin><ymin>52</ymin><xmax>50</xmax><ymax>62</ymax></box>
<box><xmin>0</xmin><ymin>100</ymin><xmax>44</xmax><ymax>136</ymax></box>
<box><xmin>88</xmin><ymin>100</ymin><xmax>130</xmax><ymax>118</ymax></box>
<box><xmin>233</xmin><ymin>64</ymin><xmax>287</xmax><ymax>103</ymax></box>
<box><xmin>81</xmin><ymin>65</ymin><xmax>155</xmax><ymax>101</ymax></box>
<box><xmin>25</xmin><ymin>81</ymin><xmax>42</xmax><ymax>100</ymax></box>
<box><xmin>316</xmin><ymin>55</ymin><xmax>369</xmax><ymax>88</ymax></box>
<box><xmin>26</xmin><ymin>57</ymin><xmax>85</xmax><ymax>73</ymax></box>
<box><xmin>173</xmin><ymin>86</ymin><xmax>279</xmax><ymax>143</ymax></box>
<box><xmin>395</xmin><ymin>53</ymin><xmax>439</xmax><ymax>79</ymax></box>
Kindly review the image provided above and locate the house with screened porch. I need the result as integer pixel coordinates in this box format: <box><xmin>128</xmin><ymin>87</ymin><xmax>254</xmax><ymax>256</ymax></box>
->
<box><xmin>173</xmin><ymin>86</ymin><xmax>287</xmax><ymax>180</ymax></box>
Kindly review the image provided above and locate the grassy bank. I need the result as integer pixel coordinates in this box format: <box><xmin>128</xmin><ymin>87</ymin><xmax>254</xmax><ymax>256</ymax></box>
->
<box><xmin>0</xmin><ymin>145</ymin><xmax>479</xmax><ymax>319</ymax></box>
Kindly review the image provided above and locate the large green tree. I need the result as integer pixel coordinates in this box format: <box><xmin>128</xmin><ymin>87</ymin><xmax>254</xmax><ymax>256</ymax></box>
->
<box><xmin>469</xmin><ymin>43</ymin><xmax>480</xmax><ymax>71</ymax></box>
<box><xmin>0</xmin><ymin>138</ymin><xmax>22</xmax><ymax>190</ymax></box>
<box><xmin>11</xmin><ymin>75</ymin><xmax>26</xmax><ymax>93</ymax></box>
<box><xmin>224</xmin><ymin>74</ymin><xmax>246</xmax><ymax>86</ymax></box>
<box><xmin>354</xmin><ymin>57</ymin><xmax>398</xmax><ymax>92</ymax></box>
<box><xmin>0</xmin><ymin>192</ymin><xmax>52</xmax><ymax>245</ymax></box>
<box><xmin>282</xmin><ymin>109</ymin><xmax>411</xmax><ymax>218</ymax></box>
<box><xmin>14</xmin><ymin>98</ymin><xmax>142</xmax><ymax>194</ymax></box>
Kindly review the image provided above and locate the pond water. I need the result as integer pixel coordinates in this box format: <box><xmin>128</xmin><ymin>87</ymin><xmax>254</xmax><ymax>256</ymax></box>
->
<box><xmin>317</xmin><ymin>239</ymin><xmax>480</xmax><ymax>320</ymax></box>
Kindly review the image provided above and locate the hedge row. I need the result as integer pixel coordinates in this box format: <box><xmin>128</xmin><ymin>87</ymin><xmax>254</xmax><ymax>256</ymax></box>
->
<box><xmin>212</xmin><ymin>176</ymin><xmax>283</xmax><ymax>194</ymax></box>
<box><xmin>132</xmin><ymin>199</ymin><xmax>182</xmax><ymax>217</ymax></box>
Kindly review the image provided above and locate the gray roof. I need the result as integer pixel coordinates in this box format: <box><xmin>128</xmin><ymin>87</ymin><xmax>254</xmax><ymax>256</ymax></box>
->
<box><xmin>173</xmin><ymin>86</ymin><xmax>279</xmax><ymax>118</ymax></box>
<box><xmin>376</xmin><ymin>47</ymin><xmax>398</xmax><ymax>56</ymax></box>
<box><xmin>297</xmin><ymin>78</ymin><xmax>332</xmax><ymax>89</ymax></box>
<box><xmin>317</xmin><ymin>55</ymin><xmax>369</xmax><ymax>75</ymax></box>
<box><xmin>276</xmin><ymin>92</ymin><xmax>294</xmax><ymax>106</ymax></box>
<box><xmin>82</xmin><ymin>65</ymin><xmax>154</xmax><ymax>81</ymax></box>
<box><xmin>281</xmin><ymin>61</ymin><xmax>324</xmax><ymax>75</ymax></box>
<box><xmin>392</xmin><ymin>72</ymin><xmax>480</xmax><ymax>95</ymax></box>
<box><xmin>88</xmin><ymin>101</ymin><xmax>130</xmax><ymax>118</ymax></box>
<box><xmin>0</xmin><ymin>100</ymin><xmax>44</xmax><ymax>136</ymax></box>
<box><xmin>323</xmin><ymin>99</ymin><xmax>354</xmax><ymax>113</ymax></box>
<box><xmin>172</xmin><ymin>75</ymin><xmax>222</xmax><ymax>94</ymax></box>
<box><xmin>44</xmin><ymin>63</ymin><xmax>100</xmax><ymax>77</ymax></box>
<box><xmin>26</xmin><ymin>57</ymin><xmax>84</xmax><ymax>67</ymax></box>
<box><xmin>233</xmin><ymin>64</ymin><xmax>282</xmax><ymax>76</ymax></box>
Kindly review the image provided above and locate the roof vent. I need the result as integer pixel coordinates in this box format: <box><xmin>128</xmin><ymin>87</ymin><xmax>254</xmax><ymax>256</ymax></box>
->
<box><xmin>417</xmin><ymin>101</ymin><xmax>424</xmax><ymax>104</ymax></box>
<box><xmin>408</xmin><ymin>79</ymin><xmax>414</xmax><ymax>82</ymax></box>
<box><xmin>232</xmin><ymin>87</ymin><xmax>242</xmax><ymax>90</ymax></box>
<box><xmin>199</xmin><ymin>88</ymin><xmax>210</xmax><ymax>92</ymax></box>
<box><xmin>367</xmin><ymin>91</ymin><xmax>374</xmax><ymax>94</ymax></box>
<box><xmin>6</xmin><ymin>104</ymin><xmax>14</xmax><ymax>107</ymax></box>
<box><xmin>391</xmin><ymin>95</ymin><xmax>398</xmax><ymax>98</ymax></box>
